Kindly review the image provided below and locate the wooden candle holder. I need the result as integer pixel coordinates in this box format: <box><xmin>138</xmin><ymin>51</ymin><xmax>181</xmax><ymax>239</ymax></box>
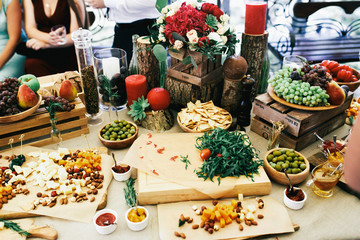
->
<box><xmin>241</xmin><ymin>31</ymin><xmax>269</xmax><ymax>100</ymax></box>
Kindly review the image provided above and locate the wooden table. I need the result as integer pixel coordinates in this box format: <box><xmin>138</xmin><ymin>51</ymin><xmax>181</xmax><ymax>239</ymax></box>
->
<box><xmin>16</xmin><ymin>108</ymin><xmax>360</xmax><ymax>240</ymax></box>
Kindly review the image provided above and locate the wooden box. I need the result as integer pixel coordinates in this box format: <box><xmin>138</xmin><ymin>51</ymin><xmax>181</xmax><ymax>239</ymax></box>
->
<box><xmin>253</xmin><ymin>92</ymin><xmax>353</xmax><ymax>137</ymax></box>
<box><xmin>250</xmin><ymin>92</ymin><xmax>353</xmax><ymax>150</ymax></box>
<box><xmin>0</xmin><ymin>98</ymin><xmax>89</xmax><ymax>150</ymax></box>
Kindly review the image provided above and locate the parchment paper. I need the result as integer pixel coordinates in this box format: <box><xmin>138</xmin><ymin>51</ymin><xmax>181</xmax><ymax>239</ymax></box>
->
<box><xmin>0</xmin><ymin>219</ymin><xmax>34</xmax><ymax>240</ymax></box>
<box><xmin>0</xmin><ymin>146</ymin><xmax>113</xmax><ymax>223</ymax></box>
<box><xmin>122</xmin><ymin>133</ymin><xmax>266</xmax><ymax>199</ymax></box>
<box><xmin>158</xmin><ymin>196</ymin><xmax>294</xmax><ymax>240</ymax></box>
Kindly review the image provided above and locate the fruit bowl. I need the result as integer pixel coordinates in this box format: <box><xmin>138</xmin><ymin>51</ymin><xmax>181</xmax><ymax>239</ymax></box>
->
<box><xmin>263</xmin><ymin>148</ymin><xmax>310</xmax><ymax>185</ymax></box>
<box><xmin>337</xmin><ymin>69</ymin><xmax>360</xmax><ymax>92</ymax></box>
<box><xmin>98</xmin><ymin>120</ymin><xmax>138</xmax><ymax>149</ymax></box>
<box><xmin>0</xmin><ymin>94</ymin><xmax>42</xmax><ymax>123</ymax></box>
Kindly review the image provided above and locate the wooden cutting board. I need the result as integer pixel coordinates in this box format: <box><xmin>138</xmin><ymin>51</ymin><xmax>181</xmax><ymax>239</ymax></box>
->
<box><xmin>0</xmin><ymin>219</ymin><xmax>57</xmax><ymax>240</ymax></box>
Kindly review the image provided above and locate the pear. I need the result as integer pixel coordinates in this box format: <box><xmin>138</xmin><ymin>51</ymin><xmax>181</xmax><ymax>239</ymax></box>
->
<box><xmin>326</xmin><ymin>81</ymin><xmax>346</xmax><ymax>105</ymax></box>
<box><xmin>17</xmin><ymin>84</ymin><xmax>38</xmax><ymax>109</ymax></box>
<box><xmin>59</xmin><ymin>80</ymin><xmax>78</xmax><ymax>102</ymax></box>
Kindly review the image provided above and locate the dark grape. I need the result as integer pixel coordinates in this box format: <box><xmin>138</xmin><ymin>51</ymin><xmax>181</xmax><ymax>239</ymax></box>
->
<box><xmin>43</xmin><ymin>96</ymin><xmax>75</xmax><ymax>112</ymax></box>
<box><xmin>0</xmin><ymin>78</ymin><xmax>21</xmax><ymax>116</ymax></box>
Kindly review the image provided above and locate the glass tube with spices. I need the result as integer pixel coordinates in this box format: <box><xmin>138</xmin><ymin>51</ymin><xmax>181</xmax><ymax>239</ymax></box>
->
<box><xmin>71</xmin><ymin>28</ymin><xmax>102</xmax><ymax>125</ymax></box>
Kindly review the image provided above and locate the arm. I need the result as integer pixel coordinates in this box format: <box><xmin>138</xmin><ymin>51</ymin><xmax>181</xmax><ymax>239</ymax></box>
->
<box><xmin>0</xmin><ymin>0</ymin><xmax>22</xmax><ymax>70</ymax></box>
<box><xmin>344</xmin><ymin>118</ymin><xmax>360</xmax><ymax>193</ymax></box>
<box><xmin>86</xmin><ymin>0</ymin><xmax>156</xmax><ymax>12</ymax></box>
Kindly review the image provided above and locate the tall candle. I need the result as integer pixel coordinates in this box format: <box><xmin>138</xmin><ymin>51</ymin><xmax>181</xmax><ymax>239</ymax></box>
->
<box><xmin>125</xmin><ymin>74</ymin><xmax>147</xmax><ymax>106</ymax></box>
<box><xmin>245</xmin><ymin>1</ymin><xmax>267</xmax><ymax>35</ymax></box>
<box><xmin>102</xmin><ymin>57</ymin><xmax>120</xmax><ymax>78</ymax></box>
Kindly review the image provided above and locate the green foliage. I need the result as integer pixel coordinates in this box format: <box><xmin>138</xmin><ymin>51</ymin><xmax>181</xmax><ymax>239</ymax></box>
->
<box><xmin>45</xmin><ymin>100</ymin><xmax>63</xmax><ymax>120</ymax></box>
<box><xmin>180</xmin><ymin>155</ymin><xmax>191</xmax><ymax>170</ymax></box>
<box><xmin>123</xmin><ymin>177</ymin><xmax>137</xmax><ymax>208</ymax></box>
<box><xmin>0</xmin><ymin>218</ymin><xmax>30</xmax><ymax>236</ymax></box>
<box><xmin>194</xmin><ymin>128</ymin><xmax>263</xmax><ymax>185</ymax></box>
<box><xmin>128</xmin><ymin>96</ymin><xmax>150</xmax><ymax>121</ymax></box>
<box><xmin>205</xmin><ymin>14</ymin><xmax>219</xmax><ymax>29</ymax></box>
<box><xmin>152</xmin><ymin>44</ymin><xmax>168</xmax><ymax>88</ymax></box>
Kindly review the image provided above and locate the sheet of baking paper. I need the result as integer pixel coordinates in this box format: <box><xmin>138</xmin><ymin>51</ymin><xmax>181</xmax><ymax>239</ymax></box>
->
<box><xmin>0</xmin><ymin>146</ymin><xmax>112</xmax><ymax>223</ymax></box>
<box><xmin>158</xmin><ymin>196</ymin><xmax>295</xmax><ymax>240</ymax></box>
<box><xmin>122</xmin><ymin>133</ymin><xmax>267</xmax><ymax>199</ymax></box>
<box><xmin>0</xmin><ymin>219</ymin><xmax>33</xmax><ymax>240</ymax></box>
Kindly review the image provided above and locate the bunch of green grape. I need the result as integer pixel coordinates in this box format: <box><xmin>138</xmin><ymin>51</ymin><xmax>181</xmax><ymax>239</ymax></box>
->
<box><xmin>268</xmin><ymin>67</ymin><xmax>330</xmax><ymax>107</ymax></box>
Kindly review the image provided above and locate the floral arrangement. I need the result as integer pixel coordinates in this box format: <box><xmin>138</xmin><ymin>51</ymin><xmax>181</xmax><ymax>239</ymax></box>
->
<box><xmin>149</xmin><ymin>0</ymin><xmax>238</xmax><ymax>63</ymax></box>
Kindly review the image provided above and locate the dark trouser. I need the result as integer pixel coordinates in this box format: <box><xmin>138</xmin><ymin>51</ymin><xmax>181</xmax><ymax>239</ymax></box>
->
<box><xmin>113</xmin><ymin>18</ymin><xmax>155</xmax><ymax>64</ymax></box>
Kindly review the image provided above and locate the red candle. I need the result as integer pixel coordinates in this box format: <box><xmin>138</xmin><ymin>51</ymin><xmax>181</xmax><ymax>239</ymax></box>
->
<box><xmin>125</xmin><ymin>74</ymin><xmax>147</xmax><ymax>106</ymax></box>
<box><xmin>245</xmin><ymin>1</ymin><xmax>267</xmax><ymax>35</ymax></box>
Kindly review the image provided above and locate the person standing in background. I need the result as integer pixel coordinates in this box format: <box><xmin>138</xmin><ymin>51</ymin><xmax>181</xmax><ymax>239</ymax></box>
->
<box><xmin>85</xmin><ymin>0</ymin><xmax>160</xmax><ymax>63</ymax></box>
<box><xmin>0</xmin><ymin>0</ymin><xmax>25</xmax><ymax>79</ymax></box>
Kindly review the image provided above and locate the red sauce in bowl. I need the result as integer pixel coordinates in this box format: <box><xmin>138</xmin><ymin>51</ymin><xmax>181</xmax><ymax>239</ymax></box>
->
<box><xmin>96</xmin><ymin>213</ymin><xmax>116</xmax><ymax>226</ymax></box>
<box><xmin>285</xmin><ymin>187</ymin><xmax>305</xmax><ymax>201</ymax></box>
<box><xmin>112</xmin><ymin>165</ymin><xmax>130</xmax><ymax>174</ymax></box>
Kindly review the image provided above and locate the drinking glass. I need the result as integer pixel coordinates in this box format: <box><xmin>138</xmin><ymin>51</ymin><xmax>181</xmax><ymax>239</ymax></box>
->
<box><xmin>94</xmin><ymin>48</ymin><xmax>128</xmax><ymax>120</ymax></box>
<box><xmin>283</xmin><ymin>55</ymin><xmax>307</xmax><ymax>69</ymax></box>
<box><xmin>50</xmin><ymin>25</ymin><xmax>66</xmax><ymax>45</ymax></box>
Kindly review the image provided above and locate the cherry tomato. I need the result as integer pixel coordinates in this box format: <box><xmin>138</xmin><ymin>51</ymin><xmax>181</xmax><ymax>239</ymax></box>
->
<box><xmin>96</xmin><ymin>165</ymin><xmax>102</xmax><ymax>171</ymax></box>
<box><xmin>200</xmin><ymin>148</ymin><xmax>211</xmax><ymax>161</ymax></box>
<box><xmin>217</xmin><ymin>153</ymin><xmax>223</xmax><ymax>158</ymax></box>
<box><xmin>147</xmin><ymin>87</ymin><xmax>171</xmax><ymax>111</ymax></box>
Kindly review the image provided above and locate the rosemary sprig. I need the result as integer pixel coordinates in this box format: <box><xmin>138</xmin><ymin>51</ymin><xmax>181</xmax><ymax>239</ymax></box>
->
<box><xmin>180</xmin><ymin>155</ymin><xmax>191</xmax><ymax>170</ymax></box>
<box><xmin>0</xmin><ymin>218</ymin><xmax>30</xmax><ymax>236</ymax></box>
<box><xmin>195</xmin><ymin>128</ymin><xmax>263</xmax><ymax>185</ymax></box>
<box><xmin>123</xmin><ymin>177</ymin><xmax>137</xmax><ymax>208</ymax></box>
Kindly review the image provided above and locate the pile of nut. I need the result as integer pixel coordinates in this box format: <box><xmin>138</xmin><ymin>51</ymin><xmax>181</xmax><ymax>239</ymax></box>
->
<box><xmin>0</xmin><ymin>165</ymin><xmax>29</xmax><ymax>209</ymax></box>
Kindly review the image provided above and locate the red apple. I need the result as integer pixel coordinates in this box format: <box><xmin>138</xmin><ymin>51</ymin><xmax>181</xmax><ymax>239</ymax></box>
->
<box><xmin>147</xmin><ymin>87</ymin><xmax>171</xmax><ymax>111</ymax></box>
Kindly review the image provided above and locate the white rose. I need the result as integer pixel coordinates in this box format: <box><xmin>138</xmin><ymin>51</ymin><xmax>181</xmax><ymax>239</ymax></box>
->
<box><xmin>158</xmin><ymin>33</ymin><xmax>166</xmax><ymax>42</ymax></box>
<box><xmin>220</xmin><ymin>14</ymin><xmax>230</xmax><ymax>23</ymax></box>
<box><xmin>221</xmin><ymin>35</ymin><xmax>228</xmax><ymax>44</ymax></box>
<box><xmin>174</xmin><ymin>40</ymin><xmax>184</xmax><ymax>50</ymax></box>
<box><xmin>186</xmin><ymin>29</ymin><xmax>198</xmax><ymax>43</ymax></box>
<box><xmin>167</xmin><ymin>9</ymin><xmax>175</xmax><ymax>17</ymax></box>
<box><xmin>161</xmin><ymin>6</ymin><xmax>169</xmax><ymax>15</ymax></box>
<box><xmin>217</xmin><ymin>23</ymin><xmax>229</xmax><ymax>35</ymax></box>
<box><xmin>171</xmin><ymin>1</ymin><xmax>182</xmax><ymax>12</ymax></box>
<box><xmin>156</xmin><ymin>17</ymin><xmax>164</xmax><ymax>24</ymax></box>
<box><xmin>208</xmin><ymin>32</ymin><xmax>222</xmax><ymax>43</ymax></box>
<box><xmin>159</xmin><ymin>25</ymin><xmax>165</xmax><ymax>33</ymax></box>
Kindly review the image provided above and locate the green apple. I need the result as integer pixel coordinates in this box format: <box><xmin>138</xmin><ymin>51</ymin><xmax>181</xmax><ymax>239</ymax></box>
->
<box><xmin>18</xmin><ymin>74</ymin><xmax>40</xmax><ymax>92</ymax></box>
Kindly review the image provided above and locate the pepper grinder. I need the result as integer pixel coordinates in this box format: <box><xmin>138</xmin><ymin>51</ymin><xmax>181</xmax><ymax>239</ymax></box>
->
<box><xmin>237</xmin><ymin>75</ymin><xmax>255</xmax><ymax>128</ymax></box>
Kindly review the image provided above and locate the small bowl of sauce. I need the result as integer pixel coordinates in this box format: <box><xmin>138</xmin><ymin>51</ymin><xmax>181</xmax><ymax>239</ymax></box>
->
<box><xmin>283</xmin><ymin>187</ymin><xmax>307</xmax><ymax>210</ymax></box>
<box><xmin>93</xmin><ymin>209</ymin><xmax>118</xmax><ymax>234</ymax></box>
<box><xmin>112</xmin><ymin>163</ymin><xmax>132</xmax><ymax>182</ymax></box>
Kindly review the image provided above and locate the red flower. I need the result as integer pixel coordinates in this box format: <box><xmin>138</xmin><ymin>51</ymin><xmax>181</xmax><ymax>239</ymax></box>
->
<box><xmin>164</xmin><ymin>3</ymin><xmax>208</xmax><ymax>44</ymax></box>
<box><xmin>198</xmin><ymin>36</ymin><xmax>210</xmax><ymax>48</ymax></box>
<box><xmin>201</xmin><ymin>3</ymin><xmax>223</xmax><ymax>20</ymax></box>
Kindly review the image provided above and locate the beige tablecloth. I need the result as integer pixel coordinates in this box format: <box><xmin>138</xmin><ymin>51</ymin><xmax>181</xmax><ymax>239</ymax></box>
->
<box><xmin>10</xmin><ymin>108</ymin><xmax>360</xmax><ymax>240</ymax></box>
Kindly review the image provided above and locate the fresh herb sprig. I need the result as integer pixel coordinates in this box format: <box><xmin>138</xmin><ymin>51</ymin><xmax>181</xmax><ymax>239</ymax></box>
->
<box><xmin>123</xmin><ymin>177</ymin><xmax>137</xmax><ymax>208</ymax></box>
<box><xmin>45</xmin><ymin>100</ymin><xmax>63</xmax><ymax>120</ymax></box>
<box><xmin>180</xmin><ymin>155</ymin><xmax>191</xmax><ymax>170</ymax></box>
<box><xmin>195</xmin><ymin>128</ymin><xmax>263</xmax><ymax>185</ymax></box>
<box><xmin>0</xmin><ymin>218</ymin><xmax>30</xmax><ymax>236</ymax></box>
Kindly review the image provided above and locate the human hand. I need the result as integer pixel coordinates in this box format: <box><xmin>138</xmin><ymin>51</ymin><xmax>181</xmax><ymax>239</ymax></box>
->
<box><xmin>85</xmin><ymin>0</ymin><xmax>105</xmax><ymax>9</ymax></box>
<box><xmin>26</xmin><ymin>38</ymin><xmax>48</xmax><ymax>50</ymax></box>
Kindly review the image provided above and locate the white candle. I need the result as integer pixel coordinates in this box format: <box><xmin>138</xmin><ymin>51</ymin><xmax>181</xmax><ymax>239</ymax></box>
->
<box><xmin>102</xmin><ymin>57</ymin><xmax>120</xmax><ymax>79</ymax></box>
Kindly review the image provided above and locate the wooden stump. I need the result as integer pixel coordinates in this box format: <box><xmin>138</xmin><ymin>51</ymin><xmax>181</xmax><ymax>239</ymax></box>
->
<box><xmin>241</xmin><ymin>32</ymin><xmax>268</xmax><ymax>100</ymax></box>
<box><xmin>165</xmin><ymin>76</ymin><xmax>223</xmax><ymax>109</ymax></box>
<box><xmin>220</xmin><ymin>76</ymin><xmax>246</xmax><ymax>116</ymax></box>
<box><xmin>138</xmin><ymin>109</ymin><xmax>174</xmax><ymax>132</ymax></box>
<box><xmin>137</xmin><ymin>36</ymin><xmax>159</xmax><ymax>91</ymax></box>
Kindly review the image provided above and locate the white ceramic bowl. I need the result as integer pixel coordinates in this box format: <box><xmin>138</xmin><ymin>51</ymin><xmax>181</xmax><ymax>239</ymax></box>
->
<box><xmin>283</xmin><ymin>187</ymin><xmax>307</xmax><ymax>210</ymax></box>
<box><xmin>111</xmin><ymin>164</ymin><xmax>132</xmax><ymax>182</ymax></box>
<box><xmin>125</xmin><ymin>206</ymin><xmax>149</xmax><ymax>231</ymax></box>
<box><xmin>93</xmin><ymin>209</ymin><xmax>118</xmax><ymax>234</ymax></box>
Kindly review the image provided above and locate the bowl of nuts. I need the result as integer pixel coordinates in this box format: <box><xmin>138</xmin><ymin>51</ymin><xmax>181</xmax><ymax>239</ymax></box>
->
<box><xmin>264</xmin><ymin>148</ymin><xmax>310</xmax><ymax>185</ymax></box>
<box><xmin>98</xmin><ymin>120</ymin><xmax>138</xmax><ymax>149</ymax></box>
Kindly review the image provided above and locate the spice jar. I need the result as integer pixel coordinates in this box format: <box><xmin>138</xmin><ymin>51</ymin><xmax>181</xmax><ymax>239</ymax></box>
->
<box><xmin>71</xmin><ymin>28</ymin><xmax>102</xmax><ymax>125</ymax></box>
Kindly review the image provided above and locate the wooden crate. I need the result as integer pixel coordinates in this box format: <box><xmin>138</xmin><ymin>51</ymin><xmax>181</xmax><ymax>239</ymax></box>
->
<box><xmin>253</xmin><ymin>92</ymin><xmax>353</xmax><ymax>137</ymax></box>
<box><xmin>0</xmin><ymin>98</ymin><xmax>89</xmax><ymax>150</ymax></box>
<box><xmin>251</xmin><ymin>112</ymin><xmax>346</xmax><ymax>151</ymax></box>
<box><xmin>168</xmin><ymin>50</ymin><xmax>222</xmax><ymax>86</ymax></box>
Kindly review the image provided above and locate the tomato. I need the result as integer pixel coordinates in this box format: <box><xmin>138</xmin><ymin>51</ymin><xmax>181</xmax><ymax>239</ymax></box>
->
<box><xmin>200</xmin><ymin>148</ymin><xmax>211</xmax><ymax>161</ymax></box>
<box><xmin>327</xmin><ymin>61</ymin><xmax>339</xmax><ymax>70</ymax></box>
<box><xmin>337</xmin><ymin>69</ymin><xmax>353</xmax><ymax>82</ymax></box>
<box><xmin>216</xmin><ymin>153</ymin><xmax>223</xmax><ymax>158</ymax></box>
<box><xmin>96</xmin><ymin>165</ymin><xmax>102</xmax><ymax>171</ymax></box>
<box><xmin>147</xmin><ymin>87</ymin><xmax>171</xmax><ymax>111</ymax></box>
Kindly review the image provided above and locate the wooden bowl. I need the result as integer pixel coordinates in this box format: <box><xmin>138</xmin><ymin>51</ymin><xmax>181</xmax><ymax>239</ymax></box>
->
<box><xmin>0</xmin><ymin>94</ymin><xmax>42</xmax><ymax>123</ymax></box>
<box><xmin>263</xmin><ymin>148</ymin><xmax>310</xmax><ymax>185</ymax></box>
<box><xmin>98</xmin><ymin>121</ymin><xmax>138</xmax><ymax>149</ymax></box>
<box><xmin>337</xmin><ymin>69</ymin><xmax>360</xmax><ymax>92</ymax></box>
<box><xmin>177</xmin><ymin>107</ymin><xmax>232</xmax><ymax>133</ymax></box>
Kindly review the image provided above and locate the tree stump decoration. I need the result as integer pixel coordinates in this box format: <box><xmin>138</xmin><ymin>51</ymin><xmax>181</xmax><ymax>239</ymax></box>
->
<box><xmin>240</xmin><ymin>32</ymin><xmax>269</xmax><ymax>100</ymax></box>
<box><xmin>165</xmin><ymin>76</ymin><xmax>223</xmax><ymax>110</ymax></box>
<box><xmin>137</xmin><ymin>36</ymin><xmax>159</xmax><ymax>91</ymax></box>
<box><xmin>137</xmin><ymin>109</ymin><xmax>174</xmax><ymax>132</ymax></box>
<box><xmin>220</xmin><ymin>76</ymin><xmax>246</xmax><ymax>116</ymax></box>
